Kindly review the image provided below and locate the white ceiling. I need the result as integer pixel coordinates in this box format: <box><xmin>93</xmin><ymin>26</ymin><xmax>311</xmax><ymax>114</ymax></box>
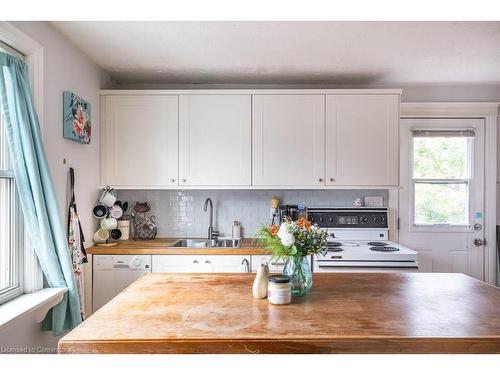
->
<box><xmin>51</xmin><ymin>21</ymin><xmax>500</xmax><ymax>85</ymax></box>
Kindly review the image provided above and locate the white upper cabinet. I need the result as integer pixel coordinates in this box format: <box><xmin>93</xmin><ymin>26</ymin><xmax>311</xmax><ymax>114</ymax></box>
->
<box><xmin>100</xmin><ymin>90</ymin><xmax>400</xmax><ymax>189</ymax></box>
<box><xmin>252</xmin><ymin>95</ymin><xmax>325</xmax><ymax>186</ymax></box>
<box><xmin>179</xmin><ymin>95</ymin><xmax>251</xmax><ymax>186</ymax></box>
<box><xmin>102</xmin><ymin>95</ymin><xmax>178</xmax><ymax>187</ymax></box>
<box><xmin>325</xmin><ymin>94</ymin><xmax>399</xmax><ymax>186</ymax></box>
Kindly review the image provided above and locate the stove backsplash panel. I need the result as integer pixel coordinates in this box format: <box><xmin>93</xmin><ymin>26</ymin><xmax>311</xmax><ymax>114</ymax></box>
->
<box><xmin>115</xmin><ymin>190</ymin><xmax>389</xmax><ymax>238</ymax></box>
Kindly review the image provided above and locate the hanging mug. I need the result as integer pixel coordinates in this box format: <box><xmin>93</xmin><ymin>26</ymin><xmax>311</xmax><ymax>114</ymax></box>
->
<box><xmin>99</xmin><ymin>187</ymin><xmax>116</xmax><ymax>207</ymax></box>
<box><xmin>92</xmin><ymin>204</ymin><xmax>108</xmax><ymax>219</ymax></box>
<box><xmin>109</xmin><ymin>204</ymin><xmax>123</xmax><ymax>219</ymax></box>
<box><xmin>93</xmin><ymin>228</ymin><xmax>109</xmax><ymax>243</ymax></box>
<box><xmin>101</xmin><ymin>217</ymin><xmax>118</xmax><ymax>230</ymax></box>
<box><xmin>109</xmin><ymin>228</ymin><xmax>122</xmax><ymax>241</ymax></box>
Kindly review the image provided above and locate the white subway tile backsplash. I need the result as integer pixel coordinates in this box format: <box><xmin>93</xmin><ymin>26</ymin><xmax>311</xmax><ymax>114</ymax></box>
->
<box><xmin>116</xmin><ymin>189</ymin><xmax>388</xmax><ymax>238</ymax></box>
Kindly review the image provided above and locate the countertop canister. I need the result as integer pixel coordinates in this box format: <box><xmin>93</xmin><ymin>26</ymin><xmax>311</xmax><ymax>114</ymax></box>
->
<box><xmin>268</xmin><ymin>275</ymin><xmax>291</xmax><ymax>305</ymax></box>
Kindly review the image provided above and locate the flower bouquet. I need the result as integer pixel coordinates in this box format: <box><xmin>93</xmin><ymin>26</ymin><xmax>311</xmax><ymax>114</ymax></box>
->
<box><xmin>257</xmin><ymin>217</ymin><xmax>328</xmax><ymax>296</ymax></box>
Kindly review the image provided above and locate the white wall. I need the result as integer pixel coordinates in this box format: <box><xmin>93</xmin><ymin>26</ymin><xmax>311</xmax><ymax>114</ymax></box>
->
<box><xmin>0</xmin><ymin>21</ymin><xmax>110</xmax><ymax>353</ymax></box>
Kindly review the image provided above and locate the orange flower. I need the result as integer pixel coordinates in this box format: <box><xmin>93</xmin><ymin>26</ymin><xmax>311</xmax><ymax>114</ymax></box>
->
<box><xmin>269</xmin><ymin>224</ymin><xmax>279</xmax><ymax>236</ymax></box>
<box><xmin>297</xmin><ymin>217</ymin><xmax>312</xmax><ymax>230</ymax></box>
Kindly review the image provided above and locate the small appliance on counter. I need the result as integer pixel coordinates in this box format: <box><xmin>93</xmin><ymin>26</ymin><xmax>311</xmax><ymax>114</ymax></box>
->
<box><xmin>277</xmin><ymin>204</ymin><xmax>307</xmax><ymax>224</ymax></box>
<box><xmin>308</xmin><ymin>207</ymin><xmax>418</xmax><ymax>272</ymax></box>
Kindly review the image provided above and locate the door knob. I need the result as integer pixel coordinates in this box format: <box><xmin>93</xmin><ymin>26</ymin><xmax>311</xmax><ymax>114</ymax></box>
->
<box><xmin>474</xmin><ymin>238</ymin><xmax>485</xmax><ymax>246</ymax></box>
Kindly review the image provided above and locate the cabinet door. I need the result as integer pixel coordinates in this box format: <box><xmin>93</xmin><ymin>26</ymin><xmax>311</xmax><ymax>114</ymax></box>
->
<box><xmin>102</xmin><ymin>95</ymin><xmax>178</xmax><ymax>187</ymax></box>
<box><xmin>202</xmin><ymin>255</ymin><xmax>251</xmax><ymax>273</ymax></box>
<box><xmin>326</xmin><ymin>95</ymin><xmax>399</xmax><ymax>186</ymax></box>
<box><xmin>152</xmin><ymin>255</ymin><xmax>203</xmax><ymax>273</ymax></box>
<box><xmin>252</xmin><ymin>95</ymin><xmax>325</xmax><ymax>186</ymax></box>
<box><xmin>179</xmin><ymin>95</ymin><xmax>251</xmax><ymax>186</ymax></box>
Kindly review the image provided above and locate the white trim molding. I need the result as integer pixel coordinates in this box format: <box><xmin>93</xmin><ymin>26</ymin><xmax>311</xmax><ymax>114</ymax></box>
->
<box><xmin>0</xmin><ymin>288</ymin><xmax>67</xmax><ymax>329</ymax></box>
<box><xmin>0</xmin><ymin>21</ymin><xmax>44</xmax><ymax>133</ymax></box>
<box><xmin>401</xmin><ymin>102</ymin><xmax>500</xmax><ymax>118</ymax></box>
<box><xmin>401</xmin><ymin>102</ymin><xmax>499</xmax><ymax>286</ymax></box>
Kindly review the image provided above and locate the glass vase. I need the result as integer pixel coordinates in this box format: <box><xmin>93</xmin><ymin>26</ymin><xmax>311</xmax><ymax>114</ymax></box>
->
<box><xmin>283</xmin><ymin>256</ymin><xmax>313</xmax><ymax>296</ymax></box>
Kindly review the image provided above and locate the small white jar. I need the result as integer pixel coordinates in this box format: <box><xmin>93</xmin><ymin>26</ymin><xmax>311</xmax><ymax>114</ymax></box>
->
<box><xmin>267</xmin><ymin>275</ymin><xmax>291</xmax><ymax>305</ymax></box>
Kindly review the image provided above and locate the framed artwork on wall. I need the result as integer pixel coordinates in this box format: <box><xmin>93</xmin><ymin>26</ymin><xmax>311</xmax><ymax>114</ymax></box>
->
<box><xmin>63</xmin><ymin>91</ymin><xmax>91</xmax><ymax>144</ymax></box>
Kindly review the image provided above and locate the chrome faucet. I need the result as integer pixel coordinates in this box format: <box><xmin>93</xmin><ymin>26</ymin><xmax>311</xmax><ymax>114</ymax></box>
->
<box><xmin>204</xmin><ymin>198</ymin><xmax>219</xmax><ymax>240</ymax></box>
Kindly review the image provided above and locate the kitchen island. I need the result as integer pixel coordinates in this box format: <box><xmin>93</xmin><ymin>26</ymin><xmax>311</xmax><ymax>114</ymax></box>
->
<box><xmin>58</xmin><ymin>273</ymin><xmax>500</xmax><ymax>354</ymax></box>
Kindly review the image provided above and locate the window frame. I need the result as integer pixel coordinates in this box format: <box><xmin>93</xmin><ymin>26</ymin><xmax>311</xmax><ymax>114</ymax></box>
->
<box><xmin>0</xmin><ymin>113</ymin><xmax>24</xmax><ymax>305</ymax></box>
<box><xmin>409</xmin><ymin>130</ymin><xmax>475</xmax><ymax>231</ymax></box>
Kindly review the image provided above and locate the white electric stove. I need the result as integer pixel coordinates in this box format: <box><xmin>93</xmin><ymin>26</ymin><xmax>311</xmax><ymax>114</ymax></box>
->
<box><xmin>308</xmin><ymin>208</ymin><xmax>418</xmax><ymax>273</ymax></box>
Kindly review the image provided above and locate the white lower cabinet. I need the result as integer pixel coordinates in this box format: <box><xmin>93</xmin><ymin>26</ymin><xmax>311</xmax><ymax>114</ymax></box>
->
<box><xmin>251</xmin><ymin>255</ymin><xmax>285</xmax><ymax>273</ymax></box>
<box><xmin>152</xmin><ymin>255</ymin><xmax>251</xmax><ymax>273</ymax></box>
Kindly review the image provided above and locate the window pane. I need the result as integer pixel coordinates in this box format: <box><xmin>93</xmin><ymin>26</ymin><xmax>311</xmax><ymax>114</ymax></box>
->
<box><xmin>0</xmin><ymin>111</ymin><xmax>9</xmax><ymax>170</ymax></box>
<box><xmin>414</xmin><ymin>182</ymin><xmax>468</xmax><ymax>225</ymax></box>
<box><xmin>0</xmin><ymin>178</ymin><xmax>12</xmax><ymax>291</ymax></box>
<box><xmin>413</xmin><ymin>137</ymin><xmax>469</xmax><ymax>179</ymax></box>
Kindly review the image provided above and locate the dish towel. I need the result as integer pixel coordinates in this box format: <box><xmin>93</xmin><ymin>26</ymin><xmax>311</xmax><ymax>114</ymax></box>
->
<box><xmin>67</xmin><ymin>167</ymin><xmax>88</xmax><ymax>320</ymax></box>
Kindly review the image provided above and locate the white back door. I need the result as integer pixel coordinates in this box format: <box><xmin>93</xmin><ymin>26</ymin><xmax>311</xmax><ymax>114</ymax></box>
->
<box><xmin>399</xmin><ymin>118</ymin><xmax>485</xmax><ymax>280</ymax></box>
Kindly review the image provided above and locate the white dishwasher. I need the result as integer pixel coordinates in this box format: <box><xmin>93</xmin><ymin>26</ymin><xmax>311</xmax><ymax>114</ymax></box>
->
<box><xmin>93</xmin><ymin>255</ymin><xmax>151</xmax><ymax>312</ymax></box>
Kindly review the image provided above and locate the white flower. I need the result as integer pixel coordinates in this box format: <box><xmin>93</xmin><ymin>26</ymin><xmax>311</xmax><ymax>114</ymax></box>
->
<box><xmin>280</xmin><ymin>232</ymin><xmax>295</xmax><ymax>247</ymax></box>
<box><xmin>277</xmin><ymin>223</ymin><xmax>295</xmax><ymax>247</ymax></box>
<box><xmin>277</xmin><ymin>222</ymin><xmax>291</xmax><ymax>236</ymax></box>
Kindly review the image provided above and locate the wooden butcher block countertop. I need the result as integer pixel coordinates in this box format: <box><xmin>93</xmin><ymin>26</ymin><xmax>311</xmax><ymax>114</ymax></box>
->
<box><xmin>86</xmin><ymin>238</ymin><xmax>269</xmax><ymax>255</ymax></box>
<box><xmin>58</xmin><ymin>273</ymin><xmax>500</xmax><ymax>354</ymax></box>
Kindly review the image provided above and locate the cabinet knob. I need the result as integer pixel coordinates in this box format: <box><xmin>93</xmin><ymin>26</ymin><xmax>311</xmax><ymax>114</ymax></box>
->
<box><xmin>318</xmin><ymin>178</ymin><xmax>323</xmax><ymax>182</ymax></box>
<box><xmin>193</xmin><ymin>260</ymin><xmax>199</xmax><ymax>264</ymax></box>
<box><xmin>205</xmin><ymin>260</ymin><xmax>211</xmax><ymax>264</ymax></box>
<box><xmin>170</xmin><ymin>178</ymin><xmax>176</xmax><ymax>183</ymax></box>
<box><xmin>181</xmin><ymin>178</ymin><xmax>186</xmax><ymax>183</ymax></box>
<box><xmin>330</xmin><ymin>178</ymin><xmax>335</xmax><ymax>182</ymax></box>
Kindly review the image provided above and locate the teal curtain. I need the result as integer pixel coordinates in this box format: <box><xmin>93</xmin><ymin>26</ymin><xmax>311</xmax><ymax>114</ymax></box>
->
<box><xmin>0</xmin><ymin>52</ymin><xmax>81</xmax><ymax>335</ymax></box>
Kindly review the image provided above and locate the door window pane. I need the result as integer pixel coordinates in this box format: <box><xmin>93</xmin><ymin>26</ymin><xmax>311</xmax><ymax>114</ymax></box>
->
<box><xmin>413</xmin><ymin>137</ymin><xmax>469</xmax><ymax>179</ymax></box>
<box><xmin>414</xmin><ymin>182</ymin><xmax>468</xmax><ymax>225</ymax></box>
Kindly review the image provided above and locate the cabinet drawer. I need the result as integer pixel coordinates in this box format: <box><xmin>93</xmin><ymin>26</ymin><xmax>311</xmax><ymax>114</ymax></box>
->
<box><xmin>203</xmin><ymin>255</ymin><xmax>251</xmax><ymax>273</ymax></box>
<box><xmin>152</xmin><ymin>255</ymin><xmax>205</xmax><ymax>273</ymax></box>
<box><xmin>251</xmin><ymin>255</ymin><xmax>285</xmax><ymax>273</ymax></box>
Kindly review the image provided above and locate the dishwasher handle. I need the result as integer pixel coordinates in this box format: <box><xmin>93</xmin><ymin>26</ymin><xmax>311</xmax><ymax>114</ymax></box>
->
<box><xmin>113</xmin><ymin>264</ymin><xmax>131</xmax><ymax>269</ymax></box>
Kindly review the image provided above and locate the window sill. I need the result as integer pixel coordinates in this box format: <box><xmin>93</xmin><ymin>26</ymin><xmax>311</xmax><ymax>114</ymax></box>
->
<box><xmin>0</xmin><ymin>288</ymin><xmax>68</xmax><ymax>329</ymax></box>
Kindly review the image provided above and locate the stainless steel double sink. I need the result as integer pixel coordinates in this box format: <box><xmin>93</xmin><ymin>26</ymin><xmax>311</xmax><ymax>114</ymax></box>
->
<box><xmin>171</xmin><ymin>238</ymin><xmax>241</xmax><ymax>249</ymax></box>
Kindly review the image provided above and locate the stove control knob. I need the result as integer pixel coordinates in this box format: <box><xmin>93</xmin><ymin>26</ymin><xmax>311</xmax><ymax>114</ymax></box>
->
<box><xmin>318</xmin><ymin>217</ymin><xmax>324</xmax><ymax>223</ymax></box>
<box><xmin>361</xmin><ymin>217</ymin><xmax>368</xmax><ymax>224</ymax></box>
<box><xmin>329</xmin><ymin>217</ymin><xmax>334</xmax><ymax>223</ymax></box>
